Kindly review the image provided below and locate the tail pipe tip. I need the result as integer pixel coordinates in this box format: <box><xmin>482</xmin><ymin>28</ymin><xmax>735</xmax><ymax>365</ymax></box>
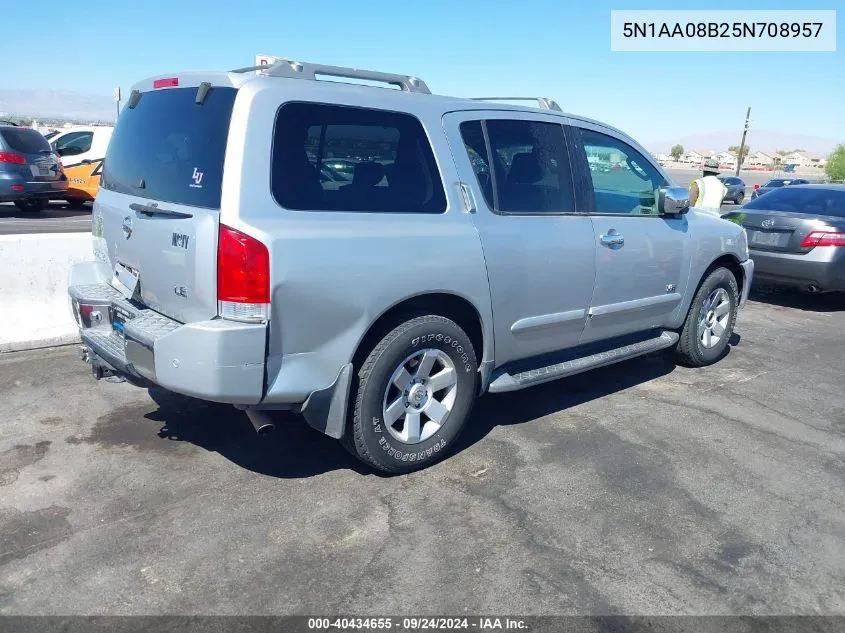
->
<box><xmin>245</xmin><ymin>410</ymin><xmax>276</xmax><ymax>435</ymax></box>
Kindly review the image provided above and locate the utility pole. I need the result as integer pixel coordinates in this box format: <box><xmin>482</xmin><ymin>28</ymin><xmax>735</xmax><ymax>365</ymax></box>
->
<box><xmin>735</xmin><ymin>106</ymin><xmax>751</xmax><ymax>176</ymax></box>
<box><xmin>114</xmin><ymin>87</ymin><xmax>121</xmax><ymax>121</ymax></box>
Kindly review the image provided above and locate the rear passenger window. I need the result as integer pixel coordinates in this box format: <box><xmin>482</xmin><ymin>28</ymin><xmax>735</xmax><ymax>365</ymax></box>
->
<box><xmin>0</xmin><ymin>128</ymin><xmax>50</xmax><ymax>154</ymax></box>
<box><xmin>272</xmin><ymin>103</ymin><xmax>446</xmax><ymax>214</ymax></box>
<box><xmin>577</xmin><ymin>128</ymin><xmax>666</xmax><ymax>215</ymax></box>
<box><xmin>460</xmin><ymin>119</ymin><xmax>575</xmax><ymax>214</ymax></box>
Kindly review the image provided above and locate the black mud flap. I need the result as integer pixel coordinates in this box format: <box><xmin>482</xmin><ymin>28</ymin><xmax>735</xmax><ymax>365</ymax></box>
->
<box><xmin>300</xmin><ymin>363</ymin><xmax>353</xmax><ymax>439</ymax></box>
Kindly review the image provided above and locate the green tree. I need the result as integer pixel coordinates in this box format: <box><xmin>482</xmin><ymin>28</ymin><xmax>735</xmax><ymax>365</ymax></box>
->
<box><xmin>825</xmin><ymin>145</ymin><xmax>845</xmax><ymax>182</ymax></box>
<box><xmin>728</xmin><ymin>145</ymin><xmax>750</xmax><ymax>164</ymax></box>
<box><xmin>670</xmin><ymin>144</ymin><xmax>684</xmax><ymax>161</ymax></box>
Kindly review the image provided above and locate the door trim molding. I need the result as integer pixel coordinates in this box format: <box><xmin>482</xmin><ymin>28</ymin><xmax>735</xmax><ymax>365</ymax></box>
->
<box><xmin>589</xmin><ymin>293</ymin><xmax>681</xmax><ymax>317</ymax></box>
<box><xmin>511</xmin><ymin>308</ymin><xmax>586</xmax><ymax>333</ymax></box>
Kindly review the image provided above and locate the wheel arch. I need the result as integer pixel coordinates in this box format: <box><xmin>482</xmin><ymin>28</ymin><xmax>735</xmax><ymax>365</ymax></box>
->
<box><xmin>707</xmin><ymin>254</ymin><xmax>745</xmax><ymax>298</ymax></box>
<box><xmin>350</xmin><ymin>291</ymin><xmax>491</xmax><ymax>376</ymax></box>
<box><xmin>674</xmin><ymin>253</ymin><xmax>746</xmax><ymax>329</ymax></box>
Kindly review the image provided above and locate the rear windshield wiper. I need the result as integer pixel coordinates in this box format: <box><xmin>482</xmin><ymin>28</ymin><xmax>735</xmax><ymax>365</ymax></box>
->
<box><xmin>129</xmin><ymin>202</ymin><xmax>193</xmax><ymax>218</ymax></box>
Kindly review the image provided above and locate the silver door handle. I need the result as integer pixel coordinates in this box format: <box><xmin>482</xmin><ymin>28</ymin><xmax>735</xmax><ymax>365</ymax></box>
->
<box><xmin>600</xmin><ymin>232</ymin><xmax>624</xmax><ymax>246</ymax></box>
<box><xmin>458</xmin><ymin>182</ymin><xmax>476</xmax><ymax>213</ymax></box>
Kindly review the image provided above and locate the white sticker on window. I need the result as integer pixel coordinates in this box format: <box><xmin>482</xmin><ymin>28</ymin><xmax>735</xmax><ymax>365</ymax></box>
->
<box><xmin>190</xmin><ymin>167</ymin><xmax>204</xmax><ymax>189</ymax></box>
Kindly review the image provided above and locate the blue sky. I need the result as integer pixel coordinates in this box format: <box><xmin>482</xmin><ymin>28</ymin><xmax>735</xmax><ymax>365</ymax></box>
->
<box><xmin>4</xmin><ymin>0</ymin><xmax>843</xmax><ymax>144</ymax></box>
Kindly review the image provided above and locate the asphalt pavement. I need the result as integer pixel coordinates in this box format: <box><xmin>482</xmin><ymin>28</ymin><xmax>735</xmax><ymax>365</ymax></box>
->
<box><xmin>1</xmin><ymin>288</ymin><xmax>844</xmax><ymax>615</ymax></box>
<box><xmin>0</xmin><ymin>202</ymin><xmax>92</xmax><ymax>235</ymax></box>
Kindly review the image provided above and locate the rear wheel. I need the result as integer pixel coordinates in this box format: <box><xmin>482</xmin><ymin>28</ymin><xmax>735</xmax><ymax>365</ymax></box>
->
<box><xmin>735</xmin><ymin>192</ymin><xmax>744</xmax><ymax>205</ymax></box>
<box><xmin>14</xmin><ymin>199</ymin><xmax>47</xmax><ymax>213</ymax></box>
<box><xmin>675</xmin><ymin>267</ymin><xmax>739</xmax><ymax>367</ymax></box>
<box><xmin>346</xmin><ymin>315</ymin><xmax>478</xmax><ymax>474</ymax></box>
<box><xmin>65</xmin><ymin>198</ymin><xmax>86</xmax><ymax>209</ymax></box>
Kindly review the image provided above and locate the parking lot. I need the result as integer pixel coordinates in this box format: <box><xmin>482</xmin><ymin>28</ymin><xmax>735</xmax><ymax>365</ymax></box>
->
<box><xmin>1</xmin><ymin>286</ymin><xmax>843</xmax><ymax>615</ymax></box>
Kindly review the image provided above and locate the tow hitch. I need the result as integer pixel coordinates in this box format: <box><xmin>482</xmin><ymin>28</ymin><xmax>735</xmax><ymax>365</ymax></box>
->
<box><xmin>80</xmin><ymin>346</ymin><xmax>125</xmax><ymax>383</ymax></box>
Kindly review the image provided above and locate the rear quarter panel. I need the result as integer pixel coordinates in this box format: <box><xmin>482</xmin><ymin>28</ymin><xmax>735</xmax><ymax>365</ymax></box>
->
<box><xmin>222</xmin><ymin>82</ymin><xmax>494</xmax><ymax>403</ymax></box>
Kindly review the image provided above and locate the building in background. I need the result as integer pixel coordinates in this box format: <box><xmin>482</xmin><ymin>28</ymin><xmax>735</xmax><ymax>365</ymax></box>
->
<box><xmin>716</xmin><ymin>150</ymin><xmax>738</xmax><ymax>169</ymax></box>
<box><xmin>782</xmin><ymin>151</ymin><xmax>823</xmax><ymax>168</ymax></box>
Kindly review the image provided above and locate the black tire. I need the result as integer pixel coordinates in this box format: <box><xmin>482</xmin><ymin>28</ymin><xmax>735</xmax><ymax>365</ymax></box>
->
<box><xmin>66</xmin><ymin>198</ymin><xmax>86</xmax><ymax>209</ymax></box>
<box><xmin>675</xmin><ymin>267</ymin><xmax>739</xmax><ymax>367</ymax></box>
<box><xmin>346</xmin><ymin>315</ymin><xmax>478</xmax><ymax>474</ymax></box>
<box><xmin>14</xmin><ymin>199</ymin><xmax>47</xmax><ymax>213</ymax></box>
<box><xmin>735</xmin><ymin>192</ymin><xmax>744</xmax><ymax>205</ymax></box>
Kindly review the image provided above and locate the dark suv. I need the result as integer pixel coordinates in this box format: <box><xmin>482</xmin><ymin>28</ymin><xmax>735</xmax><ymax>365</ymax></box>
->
<box><xmin>0</xmin><ymin>125</ymin><xmax>67</xmax><ymax>212</ymax></box>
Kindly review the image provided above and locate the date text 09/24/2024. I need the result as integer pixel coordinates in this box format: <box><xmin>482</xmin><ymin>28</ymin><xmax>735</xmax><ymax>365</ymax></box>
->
<box><xmin>307</xmin><ymin>617</ymin><xmax>527</xmax><ymax>630</ymax></box>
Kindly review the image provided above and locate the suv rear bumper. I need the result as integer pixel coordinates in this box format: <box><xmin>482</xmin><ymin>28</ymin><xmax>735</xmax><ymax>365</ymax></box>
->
<box><xmin>0</xmin><ymin>175</ymin><xmax>68</xmax><ymax>202</ymax></box>
<box><xmin>69</xmin><ymin>281</ymin><xmax>267</xmax><ymax>405</ymax></box>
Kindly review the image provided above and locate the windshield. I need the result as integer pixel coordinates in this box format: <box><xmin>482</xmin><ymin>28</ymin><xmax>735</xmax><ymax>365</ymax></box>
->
<box><xmin>101</xmin><ymin>86</ymin><xmax>237</xmax><ymax>209</ymax></box>
<box><xmin>744</xmin><ymin>187</ymin><xmax>845</xmax><ymax>217</ymax></box>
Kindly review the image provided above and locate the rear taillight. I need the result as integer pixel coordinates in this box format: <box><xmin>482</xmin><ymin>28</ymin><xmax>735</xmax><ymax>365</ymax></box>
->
<box><xmin>217</xmin><ymin>224</ymin><xmax>270</xmax><ymax>323</ymax></box>
<box><xmin>0</xmin><ymin>152</ymin><xmax>26</xmax><ymax>165</ymax></box>
<box><xmin>801</xmin><ymin>231</ymin><xmax>845</xmax><ymax>248</ymax></box>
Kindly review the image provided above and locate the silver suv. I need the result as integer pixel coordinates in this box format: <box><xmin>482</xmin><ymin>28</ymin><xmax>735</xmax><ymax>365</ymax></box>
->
<box><xmin>68</xmin><ymin>58</ymin><xmax>754</xmax><ymax>473</ymax></box>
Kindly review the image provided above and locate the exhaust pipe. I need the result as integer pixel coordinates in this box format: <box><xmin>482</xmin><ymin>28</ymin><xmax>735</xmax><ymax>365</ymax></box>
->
<box><xmin>245</xmin><ymin>409</ymin><xmax>275</xmax><ymax>435</ymax></box>
<box><xmin>807</xmin><ymin>284</ymin><xmax>822</xmax><ymax>293</ymax></box>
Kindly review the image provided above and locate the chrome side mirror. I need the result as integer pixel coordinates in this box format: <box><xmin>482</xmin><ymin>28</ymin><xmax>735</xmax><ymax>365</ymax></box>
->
<box><xmin>659</xmin><ymin>186</ymin><xmax>690</xmax><ymax>216</ymax></box>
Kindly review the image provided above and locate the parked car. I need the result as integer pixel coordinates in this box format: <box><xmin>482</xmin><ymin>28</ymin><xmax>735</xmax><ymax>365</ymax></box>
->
<box><xmin>717</xmin><ymin>176</ymin><xmax>746</xmax><ymax>205</ymax></box>
<box><xmin>750</xmin><ymin>178</ymin><xmax>809</xmax><ymax>200</ymax></box>
<box><xmin>50</xmin><ymin>126</ymin><xmax>114</xmax><ymax>208</ymax></box>
<box><xmin>321</xmin><ymin>158</ymin><xmax>357</xmax><ymax>178</ymax></box>
<box><xmin>68</xmin><ymin>58</ymin><xmax>753</xmax><ymax>473</ymax></box>
<box><xmin>0</xmin><ymin>124</ymin><xmax>67</xmax><ymax>212</ymax></box>
<box><xmin>723</xmin><ymin>185</ymin><xmax>845</xmax><ymax>293</ymax></box>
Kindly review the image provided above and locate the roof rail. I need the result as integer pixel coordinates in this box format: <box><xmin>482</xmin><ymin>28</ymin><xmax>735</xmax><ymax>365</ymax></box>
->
<box><xmin>470</xmin><ymin>97</ymin><xmax>562</xmax><ymax>112</ymax></box>
<box><xmin>230</xmin><ymin>59</ymin><xmax>431</xmax><ymax>94</ymax></box>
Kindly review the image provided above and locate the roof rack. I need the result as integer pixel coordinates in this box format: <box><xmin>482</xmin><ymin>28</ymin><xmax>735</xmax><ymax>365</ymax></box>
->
<box><xmin>470</xmin><ymin>97</ymin><xmax>562</xmax><ymax>112</ymax></box>
<box><xmin>230</xmin><ymin>58</ymin><xmax>431</xmax><ymax>94</ymax></box>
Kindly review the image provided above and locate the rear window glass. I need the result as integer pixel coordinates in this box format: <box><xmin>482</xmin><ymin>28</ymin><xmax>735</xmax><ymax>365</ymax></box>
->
<box><xmin>744</xmin><ymin>187</ymin><xmax>845</xmax><ymax>217</ymax></box>
<box><xmin>0</xmin><ymin>128</ymin><xmax>50</xmax><ymax>154</ymax></box>
<box><xmin>764</xmin><ymin>180</ymin><xmax>787</xmax><ymax>187</ymax></box>
<box><xmin>101</xmin><ymin>86</ymin><xmax>237</xmax><ymax>209</ymax></box>
<box><xmin>272</xmin><ymin>102</ymin><xmax>446</xmax><ymax>214</ymax></box>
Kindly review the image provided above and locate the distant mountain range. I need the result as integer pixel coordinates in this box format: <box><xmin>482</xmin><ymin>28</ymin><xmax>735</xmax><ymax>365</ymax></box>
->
<box><xmin>0</xmin><ymin>89</ymin><xmax>116</xmax><ymax>123</ymax></box>
<box><xmin>647</xmin><ymin>130</ymin><xmax>841</xmax><ymax>157</ymax></box>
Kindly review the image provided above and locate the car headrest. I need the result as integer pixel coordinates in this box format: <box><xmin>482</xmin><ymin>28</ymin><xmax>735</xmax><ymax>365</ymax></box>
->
<box><xmin>352</xmin><ymin>161</ymin><xmax>384</xmax><ymax>187</ymax></box>
<box><xmin>508</xmin><ymin>152</ymin><xmax>542</xmax><ymax>184</ymax></box>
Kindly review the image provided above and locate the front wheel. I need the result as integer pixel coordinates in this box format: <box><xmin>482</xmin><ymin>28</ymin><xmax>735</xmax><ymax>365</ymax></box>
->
<box><xmin>735</xmin><ymin>192</ymin><xmax>744</xmax><ymax>205</ymax></box>
<box><xmin>675</xmin><ymin>267</ymin><xmax>739</xmax><ymax>367</ymax></box>
<box><xmin>14</xmin><ymin>199</ymin><xmax>47</xmax><ymax>213</ymax></box>
<box><xmin>346</xmin><ymin>315</ymin><xmax>479</xmax><ymax>474</ymax></box>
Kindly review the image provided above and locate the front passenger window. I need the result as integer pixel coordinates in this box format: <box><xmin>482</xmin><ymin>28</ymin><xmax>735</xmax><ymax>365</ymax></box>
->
<box><xmin>578</xmin><ymin>129</ymin><xmax>665</xmax><ymax>215</ymax></box>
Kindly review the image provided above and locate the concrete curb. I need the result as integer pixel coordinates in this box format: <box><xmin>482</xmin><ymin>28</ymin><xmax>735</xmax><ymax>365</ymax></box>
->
<box><xmin>0</xmin><ymin>232</ymin><xmax>93</xmax><ymax>354</ymax></box>
<box><xmin>0</xmin><ymin>332</ymin><xmax>81</xmax><ymax>354</ymax></box>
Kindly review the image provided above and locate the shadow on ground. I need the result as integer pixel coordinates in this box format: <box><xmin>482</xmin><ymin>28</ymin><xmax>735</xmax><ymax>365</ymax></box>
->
<box><xmin>0</xmin><ymin>201</ymin><xmax>92</xmax><ymax>219</ymax></box>
<box><xmin>140</xmin><ymin>341</ymin><xmax>722</xmax><ymax>478</ymax></box>
<box><xmin>749</xmin><ymin>285</ymin><xmax>845</xmax><ymax>312</ymax></box>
